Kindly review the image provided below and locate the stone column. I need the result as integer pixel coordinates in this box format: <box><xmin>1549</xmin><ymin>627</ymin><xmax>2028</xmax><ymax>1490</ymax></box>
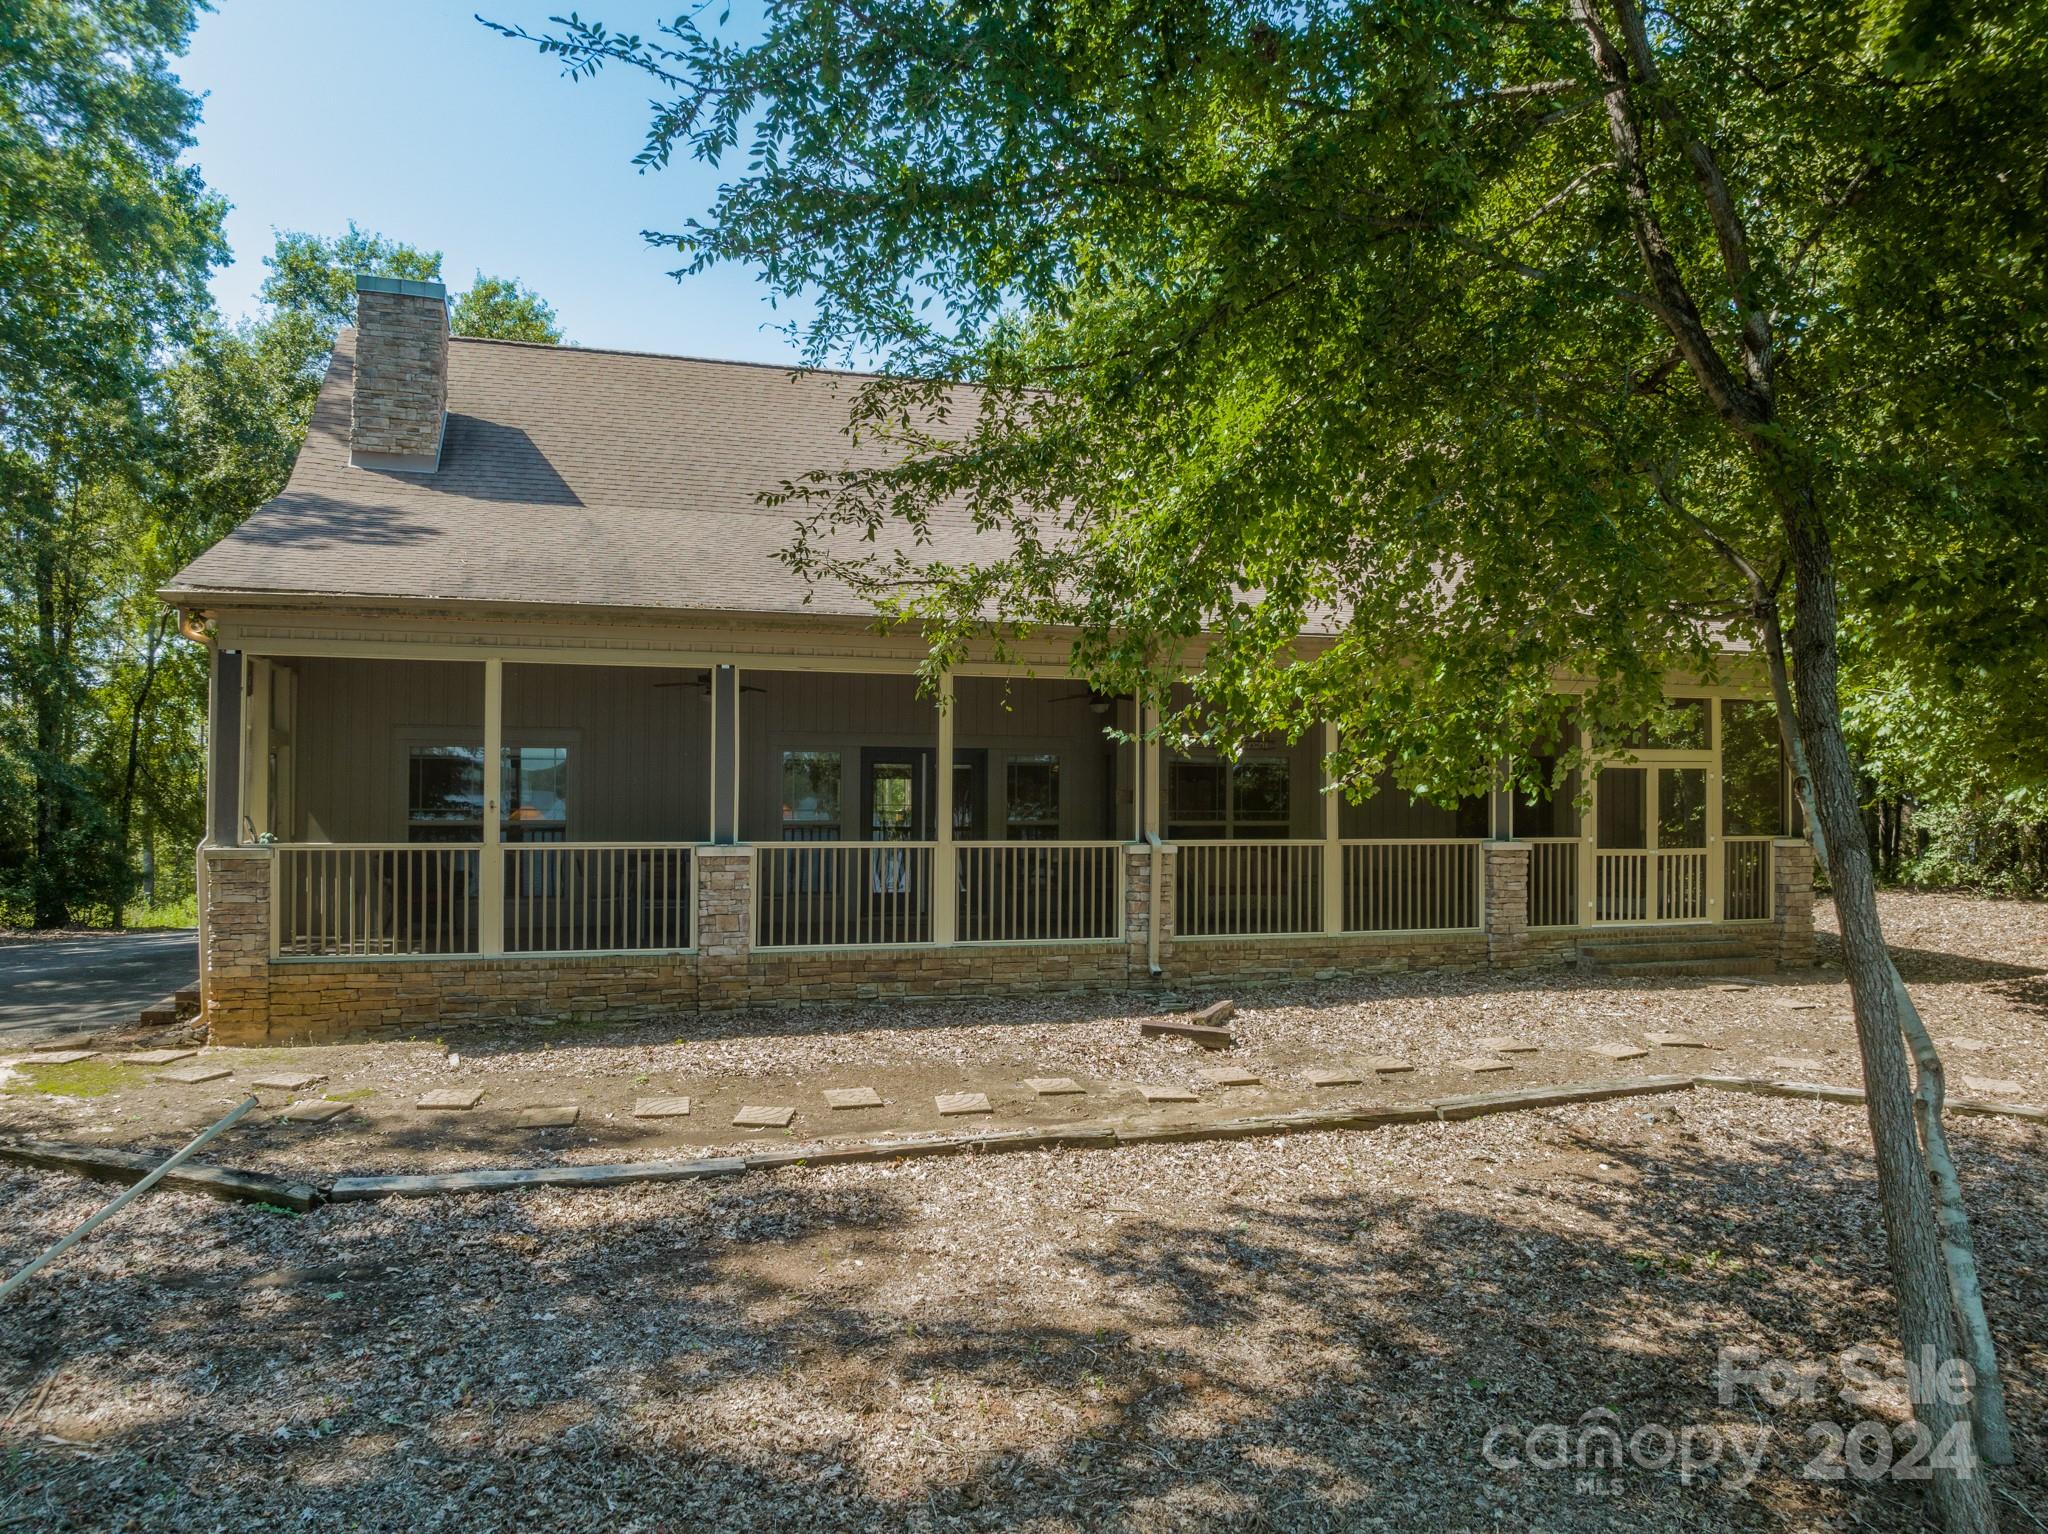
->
<box><xmin>201</xmin><ymin>846</ymin><xmax>272</xmax><ymax>1044</ymax></box>
<box><xmin>1773</xmin><ymin>838</ymin><xmax>1817</xmax><ymax>968</ymax></box>
<box><xmin>695</xmin><ymin>845</ymin><xmax>754</xmax><ymax>1010</ymax></box>
<box><xmin>1125</xmin><ymin>843</ymin><xmax>1176</xmax><ymax>987</ymax></box>
<box><xmin>1482</xmin><ymin>840</ymin><xmax>1532</xmax><ymax>968</ymax></box>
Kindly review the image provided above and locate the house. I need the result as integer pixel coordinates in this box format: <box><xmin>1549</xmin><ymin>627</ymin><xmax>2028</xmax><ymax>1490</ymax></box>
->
<box><xmin>166</xmin><ymin>277</ymin><xmax>1814</xmax><ymax>1044</ymax></box>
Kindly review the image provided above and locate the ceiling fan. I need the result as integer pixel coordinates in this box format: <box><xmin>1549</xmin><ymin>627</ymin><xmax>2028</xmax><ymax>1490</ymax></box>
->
<box><xmin>653</xmin><ymin>671</ymin><xmax>768</xmax><ymax>695</ymax></box>
<box><xmin>1049</xmin><ymin>688</ymin><xmax>1119</xmax><ymax>715</ymax></box>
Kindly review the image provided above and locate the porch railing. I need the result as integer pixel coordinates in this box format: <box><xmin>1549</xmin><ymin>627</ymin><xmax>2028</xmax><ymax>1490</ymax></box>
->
<box><xmin>1176</xmin><ymin>839</ymin><xmax>1323</xmax><ymax>938</ymax></box>
<box><xmin>1723</xmin><ymin>836</ymin><xmax>1774</xmax><ymax>921</ymax></box>
<box><xmin>1593</xmin><ymin>848</ymin><xmax>1711</xmax><ymax>922</ymax></box>
<box><xmin>955</xmin><ymin>841</ymin><xmax>1123</xmax><ymax>943</ymax></box>
<box><xmin>1340</xmin><ymin>839</ymin><xmax>1481</xmax><ymax>932</ymax></box>
<box><xmin>755</xmin><ymin>841</ymin><xmax>936</xmax><ymax>948</ymax></box>
<box><xmin>1526</xmin><ymin>837</ymin><xmax>1580</xmax><ymax>928</ymax></box>
<box><xmin>274</xmin><ymin>844</ymin><xmax>481</xmax><ymax>957</ymax></box>
<box><xmin>503</xmin><ymin>843</ymin><xmax>694</xmax><ymax>953</ymax></box>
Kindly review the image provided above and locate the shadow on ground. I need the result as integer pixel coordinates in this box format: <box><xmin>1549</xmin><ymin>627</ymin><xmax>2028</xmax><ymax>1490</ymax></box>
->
<box><xmin>1</xmin><ymin>1100</ymin><xmax>2040</xmax><ymax>1534</ymax></box>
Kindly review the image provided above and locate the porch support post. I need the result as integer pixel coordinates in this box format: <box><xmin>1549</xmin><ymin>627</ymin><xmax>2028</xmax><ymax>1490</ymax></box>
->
<box><xmin>480</xmin><ymin>657</ymin><xmax>504</xmax><ymax>957</ymax></box>
<box><xmin>933</xmin><ymin>672</ymin><xmax>956</xmax><ymax>945</ymax></box>
<box><xmin>1706</xmin><ymin>699</ymin><xmax>1725</xmax><ymax>921</ymax></box>
<box><xmin>1140</xmin><ymin>698</ymin><xmax>1162</xmax><ymax>841</ymax></box>
<box><xmin>242</xmin><ymin>658</ymin><xmax>272</xmax><ymax>840</ymax></box>
<box><xmin>1483</xmin><ymin>841</ymin><xmax>1532</xmax><ymax>968</ymax></box>
<box><xmin>207</xmin><ymin>648</ymin><xmax>243</xmax><ymax>847</ymax></box>
<box><xmin>1321</xmin><ymin>722</ymin><xmax>1342</xmax><ymax>935</ymax></box>
<box><xmin>1578</xmin><ymin>720</ymin><xmax>1597</xmax><ymax>927</ymax></box>
<box><xmin>707</xmin><ymin>665</ymin><xmax>742</xmax><ymax>844</ymax></box>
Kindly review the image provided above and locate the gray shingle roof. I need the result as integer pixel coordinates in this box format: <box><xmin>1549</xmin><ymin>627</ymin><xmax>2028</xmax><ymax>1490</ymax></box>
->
<box><xmin>164</xmin><ymin>331</ymin><xmax>986</xmax><ymax>618</ymax></box>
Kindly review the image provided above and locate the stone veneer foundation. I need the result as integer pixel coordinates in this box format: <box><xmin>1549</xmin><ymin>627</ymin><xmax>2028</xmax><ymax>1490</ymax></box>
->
<box><xmin>200</xmin><ymin>841</ymin><xmax>1818</xmax><ymax>1045</ymax></box>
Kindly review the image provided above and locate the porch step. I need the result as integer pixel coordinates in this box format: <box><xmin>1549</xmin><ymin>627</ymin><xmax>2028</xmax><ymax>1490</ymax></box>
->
<box><xmin>1580</xmin><ymin>937</ymin><xmax>1764</xmax><ymax>965</ymax></box>
<box><xmin>1595</xmin><ymin>956</ymin><xmax>1778</xmax><ymax>978</ymax></box>
<box><xmin>136</xmin><ymin>983</ymin><xmax>203</xmax><ymax>1032</ymax></box>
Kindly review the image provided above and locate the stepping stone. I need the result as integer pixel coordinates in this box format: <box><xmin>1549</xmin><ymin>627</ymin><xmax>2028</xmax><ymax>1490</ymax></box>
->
<box><xmin>1710</xmin><ymin>981</ymin><xmax>1755</xmax><ymax>992</ymax></box>
<box><xmin>1944</xmin><ymin>1038</ymin><xmax>1993</xmax><ymax>1054</ymax></box>
<box><xmin>416</xmin><ymin>1088</ymin><xmax>483</xmax><ymax>1111</ymax></box>
<box><xmin>1589</xmin><ymin>1043</ymin><xmax>1648</xmax><ymax>1062</ymax></box>
<box><xmin>158</xmin><ymin>1064</ymin><xmax>231</xmax><ymax>1084</ymax></box>
<box><xmin>1645</xmin><ymin>1033</ymin><xmax>1710</xmax><ymax>1050</ymax></box>
<box><xmin>1767</xmin><ymin>1055</ymin><xmax>1825</xmax><ymax>1072</ymax></box>
<box><xmin>1024</xmin><ymin>1076</ymin><xmax>1085</xmax><ymax>1096</ymax></box>
<box><xmin>934</xmin><ymin>1092</ymin><xmax>992</xmax><ymax>1117</ymax></box>
<box><xmin>1197</xmin><ymin>1067</ymin><xmax>1261</xmax><ymax>1087</ymax></box>
<box><xmin>1960</xmin><ymin>1077</ymin><xmax>2024</xmax><ymax>1097</ymax></box>
<box><xmin>125</xmin><ymin>1048</ymin><xmax>195</xmax><ymax>1065</ymax></box>
<box><xmin>1136</xmin><ymin>1083</ymin><xmax>1199</xmax><ymax>1104</ymax></box>
<box><xmin>30</xmin><ymin>1037</ymin><xmax>94</xmax><ymax>1053</ymax></box>
<box><xmin>1192</xmin><ymin>999</ymin><xmax>1237</xmax><ymax>1026</ymax></box>
<box><xmin>823</xmin><ymin>1086</ymin><xmax>884</xmax><ymax>1110</ymax></box>
<box><xmin>1476</xmin><ymin>1037</ymin><xmax>1539</xmax><ymax>1054</ymax></box>
<box><xmin>279</xmin><ymin>1098</ymin><xmax>351</xmax><ymax>1124</ymax></box>
<box><xmin>632</xmin><ymin>1096</ymin><xmax>693</xmax><ymax>1119</ymax></box>
<box><xmin>732</xmin><ymin>1104</ymin><xmax>795</xmax><ymax>1128</ymax></box>
<box><xmin>1769</xmin><ymin>998</ymin><xmax>1823</xmax><ymax>1011</ymax></box>
<box><xmin>1304</xmin><ymin>1068</ymin><xmax>1362</xmax><ymax>1088</ymax></box>
<box><xmin>515</xmin><ymin>1105</ymin><xmax>580</xmax><ymax>1129</ymax></box>
<box><xmin>1452</xmin><ymin>1056</ymin><xmax>1515</xmax><ymax>1073</ymax></box>
<box><xmin>250</xmin><ymin>1072</ymin><xmax>325</xmax><ymax>1092</ymax></box>
<box><xmin>1365</xmin><ymin>1056</ymin><xmax>1415</xmax><ymax>1074</ymax></box>
<box><xmin>26</xmin><ymin>1050</ymin><xmax>96</xmax><ymax>1066</ymax></box>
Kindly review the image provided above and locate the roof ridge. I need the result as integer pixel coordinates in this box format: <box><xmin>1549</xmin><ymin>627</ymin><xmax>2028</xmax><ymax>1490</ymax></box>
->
<box><xmin>447</xmin><ymin>333</ymin><xmax>890</xmax><ymax>381</ymax></box>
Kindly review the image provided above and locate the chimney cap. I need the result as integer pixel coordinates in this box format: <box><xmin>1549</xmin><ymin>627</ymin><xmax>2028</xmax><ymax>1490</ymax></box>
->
<box><xmin>354</xmin><ymin>273</ymin><xmax>447</xmax><ymax>301</ymax></box>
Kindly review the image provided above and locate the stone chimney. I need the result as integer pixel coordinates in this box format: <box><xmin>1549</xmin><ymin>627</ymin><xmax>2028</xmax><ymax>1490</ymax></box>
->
<box><xmin>349</xmin><ymin>275</ymin><xmax>449</xmax><ymax>472</ymax></box>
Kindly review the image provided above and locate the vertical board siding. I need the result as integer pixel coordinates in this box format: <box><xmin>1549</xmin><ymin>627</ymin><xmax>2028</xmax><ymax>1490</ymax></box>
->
<box><xmin>288</xmin><ymin>659</ymin><xmax>708</xmax><ymax>843</ymax></box>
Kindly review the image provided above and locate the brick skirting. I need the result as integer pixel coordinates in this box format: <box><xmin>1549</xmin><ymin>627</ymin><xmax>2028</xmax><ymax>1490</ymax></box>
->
<box><xmin>200</xmin><ymin>838</ymin><xmax>1816</xmax><ymax>1043</ymax></box>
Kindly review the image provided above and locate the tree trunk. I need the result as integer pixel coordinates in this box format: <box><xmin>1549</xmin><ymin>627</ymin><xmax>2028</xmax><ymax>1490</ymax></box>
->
<box><xmin>1755</xmin><ymin>601</ymin><xmax>2012</xmax><ymax>1468</ymax></box>
<box><xmin>1774</xmin><ymin>471</ymin><xmax>2004</xmax><ymax>1527</ymax></box>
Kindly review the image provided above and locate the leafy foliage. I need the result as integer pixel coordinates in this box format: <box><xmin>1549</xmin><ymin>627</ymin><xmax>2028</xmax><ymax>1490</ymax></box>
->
<box><xmin>493</xmin><ymin>0</ymin><xmax>2045</xmax><ymax>810</ymax></box>
<box><xmin>452</xmin><ymin>273</ymin><xmax>565</xmax><ymax>342</ymax></box>
<box><xmin>0</xmin><ymin>0</ymin><xmax>225</xmax><ymax>924</ymax></box>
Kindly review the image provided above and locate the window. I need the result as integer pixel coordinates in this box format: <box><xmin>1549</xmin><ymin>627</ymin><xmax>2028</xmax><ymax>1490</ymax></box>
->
<box><xmin>1722</xmin><ymin>700</ymin><xmax>1787</xmax><ymax>835</ymax></box>
<box><xmin>502</xmin><ymin>747</ymin><xmax>567</xmax><ymax>842</ymax></box>
<box><xmin>1231</xmin><ymin>757</ymin><xmax>1292</xmax><ymax>836</ymax></box>
<box><xmin>1167</xmin><ymin>760</ymin><xmax>1227</xmax><ymax>840</ymax></box>
<box><xmin>1004</xmin><ymin>755</ymin><xmax>1061</xmax><ymax>840</ymax></box>
<box><xmin>1168</xmin><ymin>755</ymin><xmax>1293</xmax><ymax>839</ymax></box>
<box><xmin>407</xmin><ymin>744</ymin><xmax>568</xmax><ymax>843</ymax></box>
<box><xmin>408</xmin><ymin>746</ymin><xmax>483</xmax><ymax>842</ymax></box>
<box><xmin>781</xmin><ymin>750</ymin><xmax>843</xmax><ymax>841</ymax></box>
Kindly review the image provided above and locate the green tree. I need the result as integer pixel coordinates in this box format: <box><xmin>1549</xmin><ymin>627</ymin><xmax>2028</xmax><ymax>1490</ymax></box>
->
<box><xmin>0</xmin><ymin>0</ymin><xmax>226</xmax><ymax>925</ymax></box>
<box><xmin>498</xmin><ymin>2</ymin><xmax>2045</xmax><ymax>1520</ymax></box>
<box><xmin>451</xmin><ymin>273</ymin><xmax>565</xmax><ymax>342</ymax></box>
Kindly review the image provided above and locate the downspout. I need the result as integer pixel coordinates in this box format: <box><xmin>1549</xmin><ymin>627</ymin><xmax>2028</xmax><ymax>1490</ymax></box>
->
<box><xmin>1146</xmin><ymin>832</ymin><xmax>1165</xmax><ymax>978</ymax></box>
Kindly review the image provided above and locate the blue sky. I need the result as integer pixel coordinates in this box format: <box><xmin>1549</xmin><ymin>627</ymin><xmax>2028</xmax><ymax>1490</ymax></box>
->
<box><xmin>178</xmin><ymin>1</ymin><xmax>804</xmax><ymax>363</ymax></box>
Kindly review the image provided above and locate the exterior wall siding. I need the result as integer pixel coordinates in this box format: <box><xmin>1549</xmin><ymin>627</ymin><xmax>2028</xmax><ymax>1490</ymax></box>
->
<box><xmin>200</xmin><ymin>837</ymin><xmax>1818</xmax><ymax>1043</ymax></box>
